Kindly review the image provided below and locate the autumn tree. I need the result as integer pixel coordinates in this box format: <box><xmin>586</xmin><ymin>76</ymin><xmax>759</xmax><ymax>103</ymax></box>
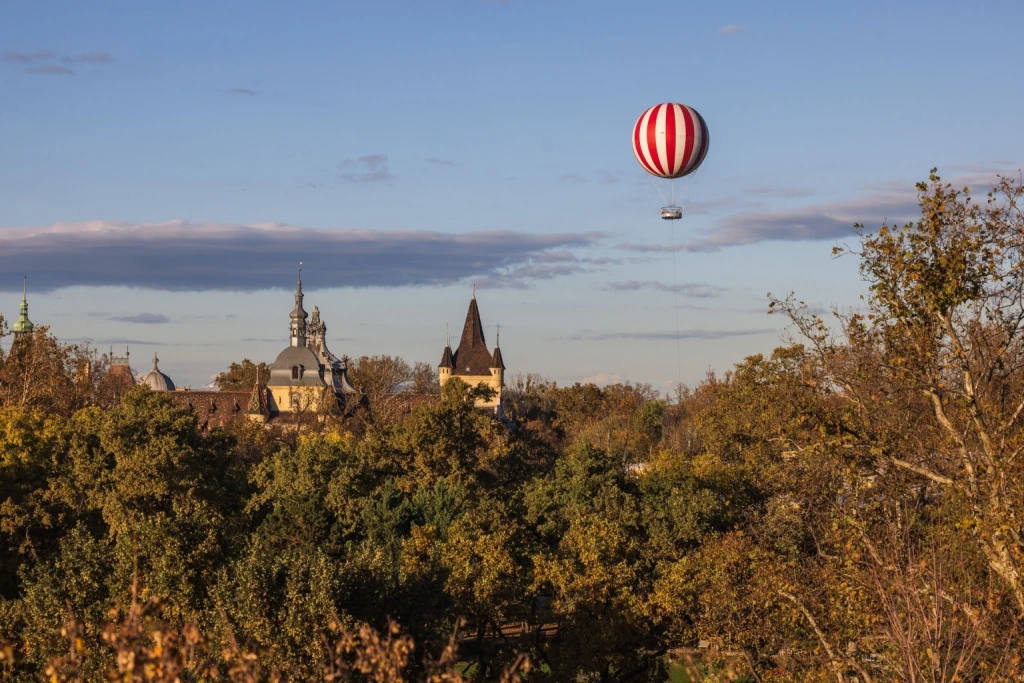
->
<box><xmin>214</xmin><ymin>358</ymin><xmax>270</xmax><ymax>391</ymax></box>
<box><xmin>349</xmin><ymin>355</ymin><xmax>440</xmax><ymax>424</ymax></box>
<box><xmin>0</xmin><ymin>327</ymin><xmax>96</xmax><ymax>416</ymax></box>
<box><xmin>409</xmin><ymin>361</ymin><xmax>440</xmax><ymax>395</ymax></box>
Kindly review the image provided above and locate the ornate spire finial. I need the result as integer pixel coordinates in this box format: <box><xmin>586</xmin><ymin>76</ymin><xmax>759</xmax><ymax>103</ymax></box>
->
<box><xmin>446</xmin><ymin>322</ymin><xmax>450</xmax><ymax>347</ymax></box>
<box><xmin>289</xmin><ymin>267</ymin><xmax>308</xmax><ymax>347</ymax></box>
<box><xmin>152</xmin><ymin>352</ymin><xmax>159</xmax><ymax>370</ymax></box>
<box><xmin>496</xmin><ymin>324</ymin><xmax>500</xmax><ymax>347</ymax></box>
<box><xmin>13</xmin><ymin>275</ymin><xmax>34</xmax><ymax>339</ymax></box>
<box><xmin>472</xmin><ymin>282</ymin><xmax>476</xmax><ymax>299</ymax></box>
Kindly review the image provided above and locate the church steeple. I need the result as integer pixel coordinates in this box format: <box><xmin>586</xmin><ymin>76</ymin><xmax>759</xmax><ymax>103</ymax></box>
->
<box><xmin>13</xmin><ymin>276</ymin><xmax>34</xmax><ymax>340</ymax></box>
<box><xmin>289</xmin><ymin>264</ymin><xmax>308</xmax><ymax>347</ymax></box>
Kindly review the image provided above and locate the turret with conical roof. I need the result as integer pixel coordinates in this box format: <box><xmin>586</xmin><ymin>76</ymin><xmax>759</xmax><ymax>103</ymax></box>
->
<box><xmin>492</xmin><ymin>325</ymin><xmax>505</xmax><ymax>371</ymax></box>
<box><xmin>12</xmin><ymin>277</ymin><xmax>34</xmax><ymax>340</ymax></box>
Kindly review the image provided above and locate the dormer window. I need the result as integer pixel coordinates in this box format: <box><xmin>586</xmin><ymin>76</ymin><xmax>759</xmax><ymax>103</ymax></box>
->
<box><xmin>292</xmin><ymin>365</ymin><xmax>300</xmax><ymax>379</ymax></box>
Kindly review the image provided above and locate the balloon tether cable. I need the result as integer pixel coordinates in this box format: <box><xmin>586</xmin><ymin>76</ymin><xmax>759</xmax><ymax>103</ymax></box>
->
<box><xmin>670</xmin><ymin>219</ymin><xmax>682</xmax><ymax>392</ymax></box>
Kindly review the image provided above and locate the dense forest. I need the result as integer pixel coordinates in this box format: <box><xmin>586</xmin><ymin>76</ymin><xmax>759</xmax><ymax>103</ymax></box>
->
<box><xmin>2</xmin><ymin>172</ymin><xmax>1024</xmax><ymax>681</ymax></box>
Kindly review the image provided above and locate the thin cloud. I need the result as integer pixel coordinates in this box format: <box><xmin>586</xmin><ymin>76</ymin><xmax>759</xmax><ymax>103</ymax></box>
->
<box><xmin>719</xmin><ymin>24</ymin><xmax>745</xmax><ymax>35</ymax></box>
<box><xmin>744</xmin><ymin>184</ymin><xmax>816</xmax><ymax>198</ymax></box>
<box><xmin>62</xmin><ymin>52</ymin><xmax>114</xmax><ymax>64</ymax></box>
<box><xmin>581</xmin><ymin>372</ymin><xmax>624</xmax><ymax>386</ymax></box>
<box><xmin>556</xmin><ymin>170</ymin><xmax>623</xmax><ymax>185</ymax></box>
<box><xmin>617</xmin><ymin>242</ymin><xmax>684</xmax><ymax>254</ymax></box>
<box><xmin>1</xmin><ymin>50</ymin><xmax>54</xmax><ymax>63</ymax></box>
<box><xmin>569</xmin><ymin>327</ymin><xmax>775</xmax><ymax>341</ymax></box>
<box><xmin>109</xmin><ymin>313</ymin><xmax>170</xmax><ymax>324</ymax></box>
<box><xmin>604</xmin><ymin>280</ymin><xmax>726</xmax><ymax>298</ymax></box>
<box><xmin>683</xmin><ymin>192</ymin><xmax>919</xmax><ymax>251</ymax></box>
<box><xmin>0</xmin><ymin>220</ymin><xmax>605</xmax><ymax>292</ymax></box>
<box><xmin>339</xmin><ymin>154</ymin><xmax>394</xmax><ymax>183</ymax></box>
<box><xmin>475</xmin><ymin>263</ymin><xmax>589</xmax><ymax>290</ymax></box>
<box><xmin>227</xmin><ymin>87</ymin><xmax>258</xmax><ymax>96</ymax></box>
<box><xmin>426</xmin><ymin>156</ymin><xmax>458</xmax><ymax>167</ymax></box>
<box><xmin>26</xmin><ymin>65</ymin><xmax>74</xmax><ymax>76</ymax></box>
<box><xmin>66</xmin><ymin>337</ymin><xmax>165</xmax><ymax>347</ymax></box>
<box><xmin>631</xmin><ymin>169</ymin><xmax>1019</xmax><ymax>253</ymax></box>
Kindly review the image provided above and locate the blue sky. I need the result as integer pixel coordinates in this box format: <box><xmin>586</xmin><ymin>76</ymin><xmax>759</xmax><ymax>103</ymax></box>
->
<box><xmin>2</xmin><ymin>0</ymin><xmax>1022</xmax><ymax>391</ymax></box>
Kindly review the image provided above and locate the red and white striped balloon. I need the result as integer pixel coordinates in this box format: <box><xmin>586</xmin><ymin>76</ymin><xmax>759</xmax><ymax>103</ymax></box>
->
<box><xmin>632</xmin><ymin>103</ymin><xmax>709</xmax><ymax>179</ymax></box>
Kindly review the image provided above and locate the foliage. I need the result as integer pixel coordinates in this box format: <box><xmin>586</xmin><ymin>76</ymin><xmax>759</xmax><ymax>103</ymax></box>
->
<box><xmin>214</xmin><ymin>359</ymin><xmax>270</xmax><ymax>392</ymax></box>
<box><xmin>5</xmin><ymin>171</ymin><xmax>1024</xmax><ymax>680</ymax></box>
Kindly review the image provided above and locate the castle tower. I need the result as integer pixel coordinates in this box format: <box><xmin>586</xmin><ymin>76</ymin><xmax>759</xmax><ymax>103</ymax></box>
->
<box><xmin>12</xmin><ymin>277</ymin><xmax>34</xmax><ymax>341</ymax></box>
<box><xmin>439</xmin><ymin>289</ymin><xmax>505</xmax><ymax>410</ymax></box>
<box><xmin>107</xmin><ymin>347</ymin><xmax>135</xmax><ymax>383</ymax></box>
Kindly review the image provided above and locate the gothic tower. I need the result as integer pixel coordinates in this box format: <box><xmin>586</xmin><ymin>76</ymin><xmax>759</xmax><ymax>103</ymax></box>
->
<box><xmin>438</xmin><ymin>288</ymin><xmax>505</xmax><ymax>411</ymax></box>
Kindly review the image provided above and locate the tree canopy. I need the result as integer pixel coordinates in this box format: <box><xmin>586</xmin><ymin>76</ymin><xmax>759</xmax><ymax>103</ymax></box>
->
<box><xmin>3</xmin><ymin>171</ymin><xmax>1024</xmax><ymax>681</ymax></box>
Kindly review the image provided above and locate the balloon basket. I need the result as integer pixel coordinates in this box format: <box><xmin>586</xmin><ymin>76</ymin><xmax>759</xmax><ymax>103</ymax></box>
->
<box><xmin>660</xmin><ymin>205</ymin><xmax>682</xmax><ymax>220</ymax></box>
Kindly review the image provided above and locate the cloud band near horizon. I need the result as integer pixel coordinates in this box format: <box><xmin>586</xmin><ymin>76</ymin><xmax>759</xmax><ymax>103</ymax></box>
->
<box><xmin>0</xmin><ymin>220</ymin><xmax>604</xmax><ymax>293</ymax></box>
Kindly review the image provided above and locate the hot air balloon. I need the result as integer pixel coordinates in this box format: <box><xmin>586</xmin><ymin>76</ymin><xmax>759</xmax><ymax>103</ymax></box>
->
<box><xmin>632</xmin><ymin>103</ymin><xmax>709</xmax><ymax>220</ymax></box>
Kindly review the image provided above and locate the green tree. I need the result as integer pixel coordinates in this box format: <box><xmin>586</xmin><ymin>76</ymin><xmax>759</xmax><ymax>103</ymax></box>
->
<box><xmin>214</xmin><ymin>359</ymin><xmax>269</xmax><ymax>391</ymax></box>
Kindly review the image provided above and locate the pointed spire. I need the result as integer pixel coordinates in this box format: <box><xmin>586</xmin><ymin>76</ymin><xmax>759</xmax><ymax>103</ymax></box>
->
<box><xmin>451</xmin><ymin>291</ymin><xmax>495</xmax><ymax>375</ymax></box>
<box><xmin>12</xmin><ymin>276</ymin><xmax>34</xmax><ymax>339</ymax></box>
<box><xmin>439</xmin><ymin>323</ymin><xmax>454</xmax><ymax>369</ymax></box>
<box><xmin>492</xmin><ymin>324</ymin><xmax>505</xmax><ymax>369</ymax></box>
<box><xmin>459</xmin><ymin>295</ymin><xmax>486</xmax><ymax>348</ymax></box>
<box><xmin>289</xmin><ymin>264</ymin><xmax>308</xmax><ymax>347</ymax></box>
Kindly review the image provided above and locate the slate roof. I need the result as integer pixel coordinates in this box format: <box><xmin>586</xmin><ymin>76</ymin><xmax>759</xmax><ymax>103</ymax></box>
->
<box><xmin>451</xmin><ymin>297</ymin><xmax>497</xmax><ymax>376</ymax></box>
<box><xmin>166</xmin><ymin>390</ymin><xmax>253</xmax><ymax>430</ymax></box>
<box><xmin>267</xmin><ymin>346</ymin><xmax>324</xmax><ymax>386</ymax></box>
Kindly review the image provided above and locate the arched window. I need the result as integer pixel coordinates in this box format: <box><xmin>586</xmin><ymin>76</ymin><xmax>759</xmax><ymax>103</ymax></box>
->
<box><xmin>291</xmin><ymin>365</ymin><xmax>299</xmax><ymax>379</ymax></box>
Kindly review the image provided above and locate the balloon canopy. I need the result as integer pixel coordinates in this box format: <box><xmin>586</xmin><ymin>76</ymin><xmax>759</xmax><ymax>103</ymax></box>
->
<box><xmin>632</xmin><ymin>103</ymin><xmax>709</xmax><ymax>180</ymax></box>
